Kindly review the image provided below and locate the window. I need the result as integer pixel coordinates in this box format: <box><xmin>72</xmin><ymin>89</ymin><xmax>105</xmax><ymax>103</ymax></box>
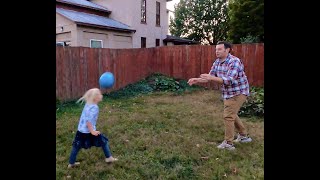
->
<box><xmin>141</xmin><ymin>37</ymin><xmax>146</xmax><ymax>48</ymax></box>
<box><xmin>56</xmin><ymin>42</ymin><xmax>65</xmax><ymax>46</ymax></box>
<box><xmin>56</xmin><ymin>41</ymin><xmax>70</xmax><ymax>46</ymax></box>
<box><xmin>156</xmin><ymin>39</ymin><xmax>160</xmax><ymax>47</ymax></box>
<box><xmin>90</xmin><ymin>39</ymin><xmax>103</xmax><ymax>48</ymax></box>
<box><xmin>156</xmin><ymin>2</ymin><xmax>160</xmax><ymax>26</ymax></box>
<box><xmin>141</xmin><ymin>0</ymin><xmax>146</xmax><ymax>23</ymax></box>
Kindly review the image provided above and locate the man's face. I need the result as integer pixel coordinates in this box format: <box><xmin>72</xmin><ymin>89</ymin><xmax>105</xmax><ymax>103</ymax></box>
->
<box><xmin>215</xmin><ymin>44</ymin><xmax>229</xmax><ymax>59</ymax></box>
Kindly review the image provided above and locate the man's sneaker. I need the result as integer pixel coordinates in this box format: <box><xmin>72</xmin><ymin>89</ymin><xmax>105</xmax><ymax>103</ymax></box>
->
<box><xmin>234</xmin><ymin>133</ymin><xmax>252</xmax><ymax>143</ymax></box>
<box><xmin>105</xmin><ymin>157</ymin><xmax>118</xmax><ymax>163</ymax></box>
<box><xmin>67</xmin><ymin>162</ymin><xmax>80</xmax><ymax>168</ymax></box>
<box><xmin>217</xmin><ymin>140</ymin><xmax>235</xmax><ymax>150</ymax></box>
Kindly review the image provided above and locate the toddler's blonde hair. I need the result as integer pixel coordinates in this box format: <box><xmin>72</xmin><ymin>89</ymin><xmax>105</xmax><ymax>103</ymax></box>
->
<box><xmin>77</xmin><ymin>88</ymin><xmax>101</xmax><ymax>104</ymax></box>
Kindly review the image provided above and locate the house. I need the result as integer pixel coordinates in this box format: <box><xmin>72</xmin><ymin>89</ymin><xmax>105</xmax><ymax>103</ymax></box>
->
<box><xmin>56</xmin><ymin>0</ymin><xmax>136</xmax><ymax>48</ymax></box>
<box><xmin>56</xmin><ymin>0</ymin><xmax>173</xmax><ymax>48</ymax></box>
<box><xmin>90</xmin><ymin>0</ymin><xmax>173</xmax><ymax>48</ymax></box>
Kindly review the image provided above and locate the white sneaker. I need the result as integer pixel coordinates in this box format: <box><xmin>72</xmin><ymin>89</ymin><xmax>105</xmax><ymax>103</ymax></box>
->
<box><xmin>234</xmin><ymin>133</ymin><xmax>252</xmax><ymax>143</ymax></box>
<box><xmin>217</xmin><ymin>140</ymin><xmax>235</xmax><ymax>150</ymax></box>
<box><xmin>67</xmin><ymin>162</ymin><xmax>80</xmax><ymax>168</ymax></box>
<box><xmin>105</xmin><ymin>157</ymin><xmax>118</xmax><ymax>163</ymax></box>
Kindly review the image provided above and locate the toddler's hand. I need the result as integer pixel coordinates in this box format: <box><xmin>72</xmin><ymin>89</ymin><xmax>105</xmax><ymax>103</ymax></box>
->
<box><xmin>91</xmin><ymin>130</ymin><xmax>100</xmax><ymax>136</ymax></box>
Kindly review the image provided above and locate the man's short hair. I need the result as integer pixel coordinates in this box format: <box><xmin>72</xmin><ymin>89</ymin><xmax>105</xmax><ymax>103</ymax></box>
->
<box><xmin>217</xmin><ymin>41</ymin><xmax>232</xmax><ymax>51</ymax></box>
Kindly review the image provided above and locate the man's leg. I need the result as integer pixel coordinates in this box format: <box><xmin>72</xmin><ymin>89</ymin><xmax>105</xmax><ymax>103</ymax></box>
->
<box><xmin>234</xmin><ymin>94</ymin><xmax>248</xmax><ymax>135</ymax></box>
<box><xmin>223</xmin><ymin>96</ymin><xmax>238</xmax><ymax>143</ymax></box>
<box><xmin>218</xmin><ymin>94</ymin><xmax>249</xmax><ymax>149</ymax></box>
<box><xmin>233</xmin><ymin>94</ymin><xmax>252</xmax><ymax>143</ymax></box>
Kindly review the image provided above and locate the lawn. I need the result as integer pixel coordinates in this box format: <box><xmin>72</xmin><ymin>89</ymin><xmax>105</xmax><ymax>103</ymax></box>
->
<box><xmin>56</xmin><ymin>89</ymin><xmax>264</xmax><ymax>179</ymax></box>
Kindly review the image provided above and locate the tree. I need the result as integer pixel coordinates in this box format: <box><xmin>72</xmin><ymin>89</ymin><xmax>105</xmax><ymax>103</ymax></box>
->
<box><xmin>169</xmin><ymin>0</ymin><xmax>229</xmax><ymax>45</ymax></box>
<box><xmin>228</xmin><ymin>0</ymin><xmax>264</xmax><ymax>44</ymax></box>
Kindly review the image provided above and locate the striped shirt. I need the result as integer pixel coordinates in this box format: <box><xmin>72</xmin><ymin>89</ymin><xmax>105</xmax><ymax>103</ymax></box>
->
<box><xmin>209</xmin><ymin>54</ymin><xmax>250</xmax><ymax>99</ymax></box>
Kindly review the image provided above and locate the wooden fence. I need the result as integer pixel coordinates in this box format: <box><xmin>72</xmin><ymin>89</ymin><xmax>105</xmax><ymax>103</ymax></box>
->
<box><xmin>56</xmin><ymin>43</ymin><xmax>264</xmax><ymax>101</ymax></box>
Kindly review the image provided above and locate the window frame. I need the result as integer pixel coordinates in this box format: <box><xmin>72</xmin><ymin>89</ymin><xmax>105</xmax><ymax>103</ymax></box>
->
<box><xmin>90</xmin><ymin>39</ymin><xmax>103</xmax><ymax>48</ymax></box>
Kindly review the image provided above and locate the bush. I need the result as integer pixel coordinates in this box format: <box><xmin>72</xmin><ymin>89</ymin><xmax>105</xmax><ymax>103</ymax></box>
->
<box><xmin>107</xmin><ymin>73</ymin><xmax>203</xmax><ymax>99</ymax></box>
<box><xmin>146</xmin><ymin>73</ymin><xmax>180</xmax><ymax>92</ymax></box>
<box><xmin>239</xmin><ymin>87</ymin><xmax>264</xmax><ymax>117</ymax></box>
<box><xmin>240</xmin><ymin>34</ymin><xmax>260</xmax><ymax>43</ymax></box>
<box><xmin>107</xmin><ymin>79</ymin><xmax>153</xmax><ymax>99</ymax></box>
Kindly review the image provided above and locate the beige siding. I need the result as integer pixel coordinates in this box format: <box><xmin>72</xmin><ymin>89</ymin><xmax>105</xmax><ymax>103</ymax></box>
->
<box><xmin>56</xmin><ymin>13</ymin><xmax>77</xmax><ymax>46</ymax></box>
<box><xmin>77</xmin><ymin>26</ymin><xmax>133</xmax><ymax>49</ymax></box>
<box><xmin>92</xmin><ymin>0</ymin><xmax>169</xmax><ymax>48</ymax></box>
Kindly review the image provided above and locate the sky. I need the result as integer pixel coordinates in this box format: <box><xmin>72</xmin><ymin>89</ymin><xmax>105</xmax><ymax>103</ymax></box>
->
<box><xmin>166</xmin><ymin>0</ymin><xmax>180</xmax><ymax>11</ymax></box>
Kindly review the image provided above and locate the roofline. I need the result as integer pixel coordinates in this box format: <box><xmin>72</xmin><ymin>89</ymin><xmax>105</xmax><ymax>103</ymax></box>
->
<box><xmin>164</xmin><ymin>35</ymin><xmax>200</xmax><ymax>43</ymax></box>
<box><xmin>76</xmin><ymin>22</ymin><xmax>136</xmax><ymax>33</ymax></box>
<box><xmin>164</xmin><ymin>40</ymin><xmax>199</xmax><ymax>44</ymax></box>
<box><xmin>56</xmin><ymin>9</ymin><xmax>136</xmax><ymax>33</ymax></box>
<box><xmin>163</xmin><ymin>39</ymin><xmax>200</xmax><ymax>44</ymax></box>
<box><xmin>56</xmin><ymin>0</ymin><xmax>111</xmax><ymax>14</ymax></box>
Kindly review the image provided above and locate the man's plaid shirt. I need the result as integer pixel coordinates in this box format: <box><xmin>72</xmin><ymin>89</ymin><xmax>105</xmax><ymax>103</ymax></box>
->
<box><xmin>209</xmin><ymin>54</ymin><xmax>250</xmax><ymax>99</ymax></box>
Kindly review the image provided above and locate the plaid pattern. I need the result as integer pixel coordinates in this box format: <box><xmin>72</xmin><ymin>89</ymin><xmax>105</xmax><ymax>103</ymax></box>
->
<box><xmin>209</xmin><ymin>54</ymin><xmax>250</xmax><ymax>99</ymax></box>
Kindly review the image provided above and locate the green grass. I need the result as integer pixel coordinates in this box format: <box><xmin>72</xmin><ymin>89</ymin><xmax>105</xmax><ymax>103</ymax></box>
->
<box><xmin>56</xmin><ymin>90</ymin><xmax>264</xmax><ymax>179</ymax></box>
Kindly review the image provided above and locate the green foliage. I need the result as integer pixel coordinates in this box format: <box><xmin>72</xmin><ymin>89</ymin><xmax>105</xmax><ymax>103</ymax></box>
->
<box><xmin>146</xmin><ymin>73</ymin><xmax>180</xmax><ymax>91</ymax></box>
<box><xmin>227</xmin><ymin>0</ymin><xmax>264</xmax><ymax>44</ymax></box>
<box><xmin>240</xmin><ymin>34</ymin><xmax>260</xmax><ymax>43</ymax></box>
<box><xmin>239</xmin><ymin>87</ymin><xmax>264</xmax><ymax>117</ymax></box>
<box><xmin>107</xmin><ymin>79</ymin><xmax>154</xmax><ymax>99</ymax></box>
<box><xmin>169</xmin><ymin>0</ymin><xmax>230</xmax><ymax>45</ymax></box>
<box><xmin>107</xmin><ymin>73</ymin><xmax>203</xmax><ymax>99</ymax></box>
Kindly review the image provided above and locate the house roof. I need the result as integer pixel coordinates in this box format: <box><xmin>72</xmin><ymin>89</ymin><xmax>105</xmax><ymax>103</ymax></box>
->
<box><xmin>163</xmin><ymin>35</ymin><xmax>200</xmax><ymax>44</ymax></box>
<box><xmin>56</xmin><ymin>0</ymin><xmax>110</xmax><ymax>13</ymax></box>
<box><xmin>56</xmin><ymin>8</ymin><xmax>136</xmax><ymax>33</ymax></box>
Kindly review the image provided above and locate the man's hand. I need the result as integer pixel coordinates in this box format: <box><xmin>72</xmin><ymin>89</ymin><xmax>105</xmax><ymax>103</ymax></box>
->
<box><xmin>199</xmin><ymin>74</ymin><xmax>214</xmax><ymax>80</ymax></box>
<box><xmin>188</xmin><ymin>78</ymin><xmax>198</xmax><ymax>85</ymax></box>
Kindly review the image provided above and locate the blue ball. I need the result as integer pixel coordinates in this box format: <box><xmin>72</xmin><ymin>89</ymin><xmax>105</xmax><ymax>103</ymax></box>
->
<box><xmin>99</xmin><ymin>72</ymin><xmax>115</xmax><ymax>88</ymax></box>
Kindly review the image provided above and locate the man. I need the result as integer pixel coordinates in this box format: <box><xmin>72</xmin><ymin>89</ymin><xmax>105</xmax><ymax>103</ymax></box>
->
<box><xmin>188</xmin><ymin>41</ymin><xmax>252</xmax><ymax>150</ymax></box>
